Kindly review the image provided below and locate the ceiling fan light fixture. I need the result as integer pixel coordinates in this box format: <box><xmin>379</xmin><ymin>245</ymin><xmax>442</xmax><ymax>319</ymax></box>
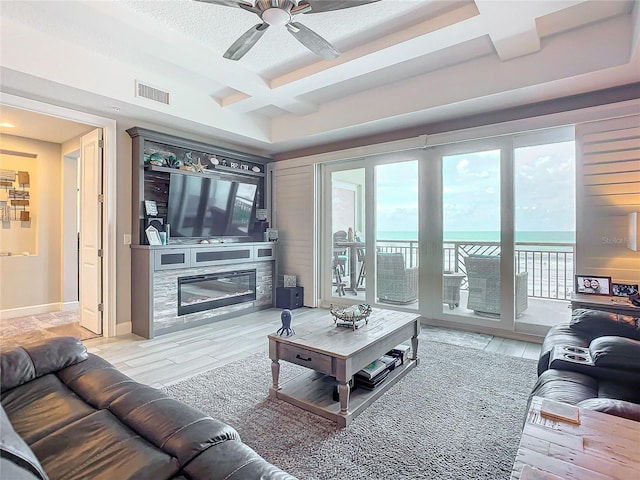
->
<box><xmin>261</xmin><ymin>7</ymin><xmax>291</xmax><ymax>26</ymax></box>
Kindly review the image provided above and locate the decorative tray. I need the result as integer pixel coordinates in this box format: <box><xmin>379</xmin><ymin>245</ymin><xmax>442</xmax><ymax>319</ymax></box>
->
<box><xmin>330</xmin><ymin>303</ymin><xmax>372</xmax><ymax>330</ymax></box>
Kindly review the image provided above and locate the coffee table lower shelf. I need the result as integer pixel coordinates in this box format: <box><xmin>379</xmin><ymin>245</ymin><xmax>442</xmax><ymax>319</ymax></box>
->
<box><xmin>269</xmin><ymin>358</ymin><xmax>418</xmax><ymax>427</ymax></box>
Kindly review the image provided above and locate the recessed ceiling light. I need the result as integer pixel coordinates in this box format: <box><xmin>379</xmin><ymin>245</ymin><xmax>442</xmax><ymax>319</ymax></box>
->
<box><xmin>0</xmin><ymin>122</ymin><xmax>16</xmax><ymax>128</ymax></box>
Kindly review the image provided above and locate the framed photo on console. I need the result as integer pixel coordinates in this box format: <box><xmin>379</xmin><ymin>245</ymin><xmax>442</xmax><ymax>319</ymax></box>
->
<box><xmin>145</xmin><ymin>225</ymin><xmax>162</xmax><ymax>246</ymax></box>
<box><xmin>611</xmin><ymin>283</ymin><xmax>639</xmax><ymax>297</ymax></box>
<box><xmin>575</xmin><ymin>275</ymin><xmax>612</xmax><ymax>295</ymax></box>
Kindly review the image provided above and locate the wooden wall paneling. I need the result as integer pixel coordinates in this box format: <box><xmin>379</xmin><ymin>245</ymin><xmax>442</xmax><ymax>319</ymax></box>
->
<box><xmin>583</xmin><ymin>160</ymin><xmax>639</xmax><ymax>175</ymax></box>
<box><xmin>272</xmin><ymin>164</ymin><xmax>316</xmax><ymax>307</ymax></box>
<box><xmin>582</xmin><ymin>125</ymin><xmax>640</xmax><ymax>143</ymax></box>
<box><xmin>576</xmin><ymin>114</ymin><xmax>640</xmax><ymax>286</ymax></box>
<box><xmin>583</xmin><ymin>149</ymin><xmax>639</xmax><ymax>163</ymax></box>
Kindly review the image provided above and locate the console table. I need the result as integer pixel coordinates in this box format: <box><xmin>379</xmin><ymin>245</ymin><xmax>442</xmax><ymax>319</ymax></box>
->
<box><xmin>511</xmin><ymin>396</ymin><xmax>640</xmax><ymax>479</ymax></box>
<box><xmin>570</xmin><ymin>293</ymin><xmax>640</xmax><ymax>316</ymax></box>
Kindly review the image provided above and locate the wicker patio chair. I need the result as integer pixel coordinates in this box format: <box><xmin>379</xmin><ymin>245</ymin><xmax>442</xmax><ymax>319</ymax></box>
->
<box><xmin>376</xmin><ymin>252</ymin><xmax>418</xmax><ymax>304</ymax></box>
<box><xmin>464</xmin><ymin>255</ymin><xmax>528</xmax><ymax>317</ymax></box>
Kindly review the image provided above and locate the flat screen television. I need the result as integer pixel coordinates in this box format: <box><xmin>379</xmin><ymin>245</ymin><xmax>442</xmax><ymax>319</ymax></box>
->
<box><xmin>167</xmin><ymin>173</ymin><xmax>258</xmax><ymax>238</ymax></box>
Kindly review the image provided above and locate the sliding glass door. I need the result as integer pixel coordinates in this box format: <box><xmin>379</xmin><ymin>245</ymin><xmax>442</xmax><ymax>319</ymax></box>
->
<box><xmin>328</xmin><ymin>167</ymin><xmax>366</xmax><ymax>301</ymax></box>
<box><xmin>440</xmin><ymin>147</ymin><xmax>503</xmax><ymax>323</ymax></box>
<box><xmin>324</xmin><ymin>154</ymin><xmax>420</xmax><ymax>308</ymax></box>
<box><xmin>375</xmin><ymin>160</ymin><xmax>419</xmax><ymax>310</ymax></box>
<box><xmin>321</xmin><ymin>127</ymin><xmax>574</xmax><ymax>334</ymax></box>
<box><xmin>513</xmin><ymin>131</ymin><xmax>575</xmax><ymax>334</ymax></box>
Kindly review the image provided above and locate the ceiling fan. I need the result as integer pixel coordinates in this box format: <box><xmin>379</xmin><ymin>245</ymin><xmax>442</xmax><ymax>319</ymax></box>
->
<box><xmin>196</xmin><ymin>0</ymin><xmax>380</xmax><ymax>61</ymax></box>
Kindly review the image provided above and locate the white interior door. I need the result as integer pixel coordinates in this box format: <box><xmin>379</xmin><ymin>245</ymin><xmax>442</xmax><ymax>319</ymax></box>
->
<box><xmin>79</xmin><ymin>129</ymin><xmax>103</xmax><ymax>334</ymax></box>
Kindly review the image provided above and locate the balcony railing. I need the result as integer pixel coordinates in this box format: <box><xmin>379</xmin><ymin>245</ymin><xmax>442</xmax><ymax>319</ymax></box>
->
<box><xmin>375</xmin><ymin>240</ymin><xmax>575</xmax><ymax>301</ymax></box>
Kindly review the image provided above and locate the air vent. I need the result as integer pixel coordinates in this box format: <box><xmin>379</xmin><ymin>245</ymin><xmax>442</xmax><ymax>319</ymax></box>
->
<box><xmin>135</xmin><ymin>81</ymin><xmax>170</xmax><ymax>105</ymax></box>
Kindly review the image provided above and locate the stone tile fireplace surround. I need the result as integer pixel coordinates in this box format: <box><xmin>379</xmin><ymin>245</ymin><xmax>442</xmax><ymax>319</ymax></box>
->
<box><xmin>131</xmin><ymin>242</ymin><xmax>275</xmax><ymax>338</ymax></box>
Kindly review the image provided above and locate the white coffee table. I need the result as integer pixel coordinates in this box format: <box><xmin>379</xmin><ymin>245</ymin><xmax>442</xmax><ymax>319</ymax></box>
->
<box><xmin>268</xmin><ymin>308</ymin><xmax>420</xmax><ymax>427</ymax></box>
<box><xmin>511</xmin><ymin>396</ymin><xmax>640</xmax><ymax>479</ymax></box>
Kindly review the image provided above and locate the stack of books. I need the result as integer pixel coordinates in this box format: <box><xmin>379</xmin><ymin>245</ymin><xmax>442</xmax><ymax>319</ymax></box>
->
<box><xmin>355</xmin><ymin>368</ymin><xmax>390</xmax><ymax>390</ymax></box>
<box><xmin>353</xmin><ymin>344</ymin><xmax>411</xmax><ymax>391</ymax></box>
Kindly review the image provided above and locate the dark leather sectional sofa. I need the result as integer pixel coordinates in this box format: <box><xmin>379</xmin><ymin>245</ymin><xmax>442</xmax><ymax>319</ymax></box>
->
<box><xmin>530</xmin><ymin>308</ymin><xmax>640</xmax><ymax>421</ymax></box>
<box><xmin>0</xmin><ymin>336</ymin><xmax>296</xmax><ymax>480</ymax></box>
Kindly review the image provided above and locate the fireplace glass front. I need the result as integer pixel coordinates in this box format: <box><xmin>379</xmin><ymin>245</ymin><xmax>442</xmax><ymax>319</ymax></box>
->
<box><xmin>177</xmin><ymin>269</ymin><xmax>257</xmax><ymax>315</ymax></box>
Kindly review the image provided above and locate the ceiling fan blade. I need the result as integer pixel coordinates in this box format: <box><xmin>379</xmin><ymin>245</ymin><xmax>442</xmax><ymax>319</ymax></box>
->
<box><xmin>304</xmin><ymin>0</ymin><xmax>380</xmax><ymax>14</ymax></box>
<box><xmin>286</xmin><ymin>22</ymin><xmax>339</xmax><ymax>60</ymax></box>
<box><xmin>193</xmin><ymin>0</ymin><xmax>252</xmax><ymax>8</ymax></box>
<box><xmin>290</xmin><ymin>1</ymin><xmax>312</xmax><ymax>15</ymax></box>
<box><xmin>224</xmin><ymin>23</ymin><xmax>270</xmax><ymax>61</ymax></box>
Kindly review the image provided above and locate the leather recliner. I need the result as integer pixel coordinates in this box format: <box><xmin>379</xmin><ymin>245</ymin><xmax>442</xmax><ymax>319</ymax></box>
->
<box><xmin>0</xmin><ymin>336</ymin><xmax>297</xmax><ymax>480</ymax></box>
<box><xmin>529</xmin><ymin>308</ymin><xmax>640</xmax><ymax>422</ymax></box>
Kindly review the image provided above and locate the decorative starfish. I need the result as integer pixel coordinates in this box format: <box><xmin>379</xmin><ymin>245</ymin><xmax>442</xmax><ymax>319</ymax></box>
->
<box><xmin>194</xmin><ymin>158</ymin><xmax>208</xmax><ymax>173</ymax></box>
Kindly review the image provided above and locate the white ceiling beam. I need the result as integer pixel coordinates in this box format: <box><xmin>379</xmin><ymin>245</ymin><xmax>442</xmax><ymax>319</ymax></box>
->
<box><xmin>475</xmin><ymin>0</ymin><xmax>586</xmax><ymax>60</ymax></box>
<box><xmin>73</xmin><ymin>1</ymin><xmax>319</xmax><ymax>116</ymax></box>
<box><xmin>270</xmin><ymin>14</ymin><xmax>635</xmax><ymax>144</ymax></box>
<box><xmin>222</xmin><ymin>3</ymin><xmax>486</xmax><ymax>113</ymax></box>
<box><xmin>0</xmin><ymin>18</ymin><xmax>272</xmax><ymax>143</ymax></box>
<box><xmin>223</xmin><ymin>91</ymin><xmax>318</xmax><ymax>115</ymax></box>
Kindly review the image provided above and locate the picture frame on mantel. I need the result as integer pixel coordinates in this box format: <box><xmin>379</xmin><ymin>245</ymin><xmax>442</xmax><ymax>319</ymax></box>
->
<box><xmin>575</xmin><ymin>275</ymin><xmax>612</xmax><ymax>295</ymax></box>
<box><xmin>145</xmin><ymin>225</ymin><xmax>162</xmax><ymax>246</ymax></box>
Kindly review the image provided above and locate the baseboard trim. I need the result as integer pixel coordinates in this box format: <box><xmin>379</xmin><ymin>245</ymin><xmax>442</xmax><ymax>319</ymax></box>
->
<box><xmin>116</xmin><ymin>321</ymin><xmax>132</xmax><ymax>336</ymax></box>
<box><xmin>0</xmin><ymin>303</ymin><xmax>61</xmax><ymax>320</ymax></box>
<box><xmin>61</xmin><ymin>301</ymin><xmax>80</xmax><ymax>312</ymax></box>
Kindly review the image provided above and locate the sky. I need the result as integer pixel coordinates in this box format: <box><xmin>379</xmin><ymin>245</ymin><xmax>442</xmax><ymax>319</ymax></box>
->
<box><xmin>374</xmin><ymin>140</ymin><xmax>576</xmax><ymax>235</ymax></box>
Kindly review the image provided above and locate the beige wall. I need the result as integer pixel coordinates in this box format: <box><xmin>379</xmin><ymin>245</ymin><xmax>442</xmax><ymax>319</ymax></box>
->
<box><xmin>0</xmin><ymin>134</ymin><xmax>63</xmax><ymax>312</ymax></box>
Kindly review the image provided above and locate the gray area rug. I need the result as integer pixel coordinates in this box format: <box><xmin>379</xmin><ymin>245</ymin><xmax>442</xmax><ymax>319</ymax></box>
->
<box><xmin>421</xmin><ymin>325</ymin><xmax>493</xmax><ymax>349</ymax></box>
<box><xmin>163</xmin><ymin>334</ymin><xmax>536</xmax><ymax>480</ymax></box>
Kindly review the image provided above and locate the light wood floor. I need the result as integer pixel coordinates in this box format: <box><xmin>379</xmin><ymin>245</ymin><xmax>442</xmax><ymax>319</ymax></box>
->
<box><xmin>85</xmin><ymin>307</ymin><xmax>541</xmax><ymax>389</ymax></box>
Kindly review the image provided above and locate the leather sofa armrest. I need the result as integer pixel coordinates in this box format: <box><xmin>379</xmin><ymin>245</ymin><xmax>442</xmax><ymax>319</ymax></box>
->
<box><xmin>589</xmin><ymin>336</ymin><xmax>640</xmax><ymax>372</ymax></box>
<box><xmin>1</xmin><ymin>336</ymin><xmax>87</xmax><ymax>391</ymax></box>
<box><xmin>577</xmin><ymin>398</ymin><xmax>640</xmax><ymax>422</ymax></box>
<box><xmin>182</xmin><ymin>439</ymin><xmax>298</xmax><ymax>480</ymax></box>
<box><xmin>0</xmin><ymin>405</ymin><xmax>49</xmax><ymax>479</ymax></box>
<box><xmin>537</xmin><ymin>324</ymin><xmax>589</xmax><ymax>376</ymax></box>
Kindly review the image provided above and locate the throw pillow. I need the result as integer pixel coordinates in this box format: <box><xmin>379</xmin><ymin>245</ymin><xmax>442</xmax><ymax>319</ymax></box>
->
<box><xmin>577</xmin><ymin>398</ymin><xmax>640</xmax><ymax>422</ymax></box>
<box><xmin>569</xmin><ymin>308</ymin><xmax>640</xmax><ymax>342</ymax></box>
<box><xmin>589</xmin><ymin>336</ymin><xmax>640</xmax><ymax>371</ymax></box>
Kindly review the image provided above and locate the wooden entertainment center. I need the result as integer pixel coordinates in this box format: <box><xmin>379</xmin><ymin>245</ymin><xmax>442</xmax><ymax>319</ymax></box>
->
<box><xmin>128</xmin><ymin>127</ymin><xmax>275</xmax><ymax>338</ymax></box>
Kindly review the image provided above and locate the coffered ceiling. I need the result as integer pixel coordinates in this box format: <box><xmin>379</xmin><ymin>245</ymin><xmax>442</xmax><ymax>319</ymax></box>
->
<box><xmin>1</xmin><ymin>0</ymin><xmax>639</xmax><ymax>156</ymax></box>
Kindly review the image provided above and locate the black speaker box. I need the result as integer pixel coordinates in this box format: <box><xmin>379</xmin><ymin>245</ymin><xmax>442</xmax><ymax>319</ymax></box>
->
<box><xmin>275</xmin><ymin>286</ymin><xmax>304</xmax><ymax>310</ymax></box>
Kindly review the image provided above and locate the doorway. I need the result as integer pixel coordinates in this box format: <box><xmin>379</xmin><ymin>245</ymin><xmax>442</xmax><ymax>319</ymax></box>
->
<box><xmin>0</xmin><ymin>95</ymin><xmax>117</xmax><ymax>340</ymax></box>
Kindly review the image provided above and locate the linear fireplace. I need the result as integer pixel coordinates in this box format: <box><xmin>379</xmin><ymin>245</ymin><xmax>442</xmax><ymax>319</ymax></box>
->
<box><xmin>177</xmin><ymin>269</ymin><xmax>257</xmax><ymax>316</ymax></box>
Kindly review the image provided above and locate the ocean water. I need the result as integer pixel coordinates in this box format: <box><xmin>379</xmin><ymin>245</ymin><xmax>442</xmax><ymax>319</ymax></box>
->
<box><xmin>377</xmin><ymin>231</ymin><xmax>575</xmax><ymax>243</ymax></box>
